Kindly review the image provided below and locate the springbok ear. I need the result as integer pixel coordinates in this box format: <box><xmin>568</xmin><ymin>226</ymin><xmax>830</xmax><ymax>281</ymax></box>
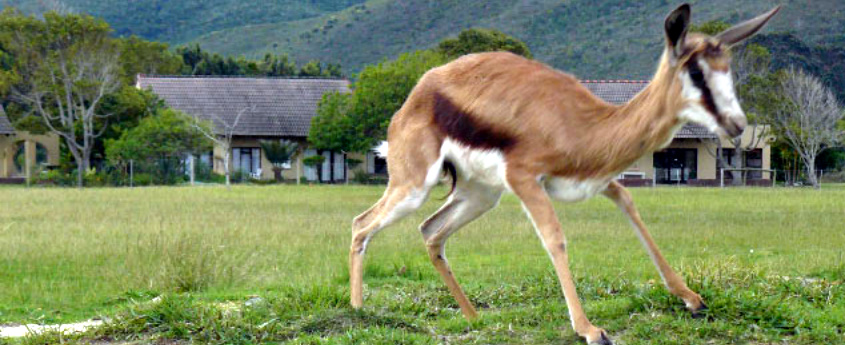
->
<box><xmin>716</xmin><ymin>6</ymin><xmax>782</xmax><ymax>47</ymax></box>
<box><xmin>665</xmin><ymin>4</ymin><xmax>691</xmax><ymax>59</ymax></box>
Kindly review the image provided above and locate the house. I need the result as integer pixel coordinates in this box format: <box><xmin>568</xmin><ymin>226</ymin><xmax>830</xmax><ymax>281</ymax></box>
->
<box><xmin>137</xmin><ymin>75</ymin><xmax>352</xmax><ymax>182</ymax></box>
<box><xmin>581</xmin><ymin>80</ymin><xmax>772</xmax><ymax>186</ymax></box>
<box><xmin>0</xmin><ymin>112</ymin><xmax>60</xmax><ymax>183</ymax></box>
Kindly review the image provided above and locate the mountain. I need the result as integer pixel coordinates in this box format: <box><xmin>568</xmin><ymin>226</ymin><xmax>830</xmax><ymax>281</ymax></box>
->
<box><xmin>0</xmin><ymin>0</ymin><xmax>367</xmax><ymax>44</ymax></box>
<box><xmin>5</xmin><ymin>0</ymin><xmax>845</xmax><ymax>80</ymax></box>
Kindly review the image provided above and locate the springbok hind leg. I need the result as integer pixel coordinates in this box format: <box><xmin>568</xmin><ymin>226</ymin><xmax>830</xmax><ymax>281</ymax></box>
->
<box><xmin>419</xmin><ymin>183</ymin><xmax>501</xmax><ymax>319</ymax></box>
<box><xmin>602</xmin><ymin>181</ymin><xmax>706</xmax><ymax>315</ymax></box>
<box><xmin>349</xmin><ymin>183</ymin><xmax>429</xmax><ymax>308</ymax></box>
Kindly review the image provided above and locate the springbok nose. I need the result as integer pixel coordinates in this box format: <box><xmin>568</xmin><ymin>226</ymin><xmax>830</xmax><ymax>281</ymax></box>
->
<box><xmin>726</xmin><ymin>116</ymin><xmax>747</xmax><ymax>138</ymax></box>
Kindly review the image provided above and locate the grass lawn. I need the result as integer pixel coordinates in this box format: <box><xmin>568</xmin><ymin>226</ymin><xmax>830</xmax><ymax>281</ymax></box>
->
<box><xmin>0</xmin><ymin>185</ymin><xmax>843</xmax><ymax>344</ymax></box>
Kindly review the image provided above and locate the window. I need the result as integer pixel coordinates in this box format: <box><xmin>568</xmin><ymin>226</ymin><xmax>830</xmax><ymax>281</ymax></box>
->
<box><xmin>232</xmin><ymin>147</ymin><xmax>261</xmax><ymax>174</ymax></box>
<box><xmin>745</xmin><ymin>149</ymin><xmax>763</xmax><ymax>179</ymax></box>
<box><xmin>199</xmin><ymin>151</ymin><xmax>214</xmax><ymax>169</ymax></box>
<box><xmin>13</xmin><ymin>142</ymin><xmax>48</xmax><ymax>174</ymax></box>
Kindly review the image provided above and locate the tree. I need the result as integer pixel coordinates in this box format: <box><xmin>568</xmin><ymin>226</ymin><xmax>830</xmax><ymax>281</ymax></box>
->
<box><xmin>309</xmin><ymin>91</ymin><xmax>356</xmax><ymax>151</ymax></box>
<box><xmin>770</xmin><ymin>68</ymin><xmax>844</xmax><ymax>188</ymax></box>
<box><xmin>190</xmin><ymin>105</ymin><xmax>252</xmax><ymax>187</ymax></box>
<box><xmin>259</xmin><ymin>139</ymin><xmax>299</xmax><ymax>182</ymax></box>
<box><xmin>117</xmin><ymin>36</ymin><xmax>183</xmax><ymax>84</ymax></box>
<box><xmin>177</xmin><ymin>44</ymin><xmax>343</xmax><ymax>78</ymax></box>
<box><xmin>309</xmin><ymin>50</ymin><xmax>447</xmax><ymax>153</ymax></box>
<box><xmin>105</xmin><ymin>108</ymin><xmax>211</xmax><ymax>185</ymax></box>
<box><xmin>0</xmin><ymin>10</ymin><xmax>121</xmax><ymax>187</ymax></box>
<box><xmin>106</xmin><ymin>108</ymin><xmax>210</xmax><ymax>162</ymax></box>
<box><xmin>438</xmin><ymin>28</ymin><xmax>533</xmax><ymax>59</ymax></box>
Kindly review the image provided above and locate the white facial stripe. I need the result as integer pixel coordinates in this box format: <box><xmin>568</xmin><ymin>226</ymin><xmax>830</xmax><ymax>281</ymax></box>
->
<box><xmin>707</xmin><ymin>68</ymin><xmax>744</xmax><ymax>121</ymax></box>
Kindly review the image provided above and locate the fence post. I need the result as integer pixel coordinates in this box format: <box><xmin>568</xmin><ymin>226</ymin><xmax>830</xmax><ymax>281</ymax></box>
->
<box><xmin>720</xmin><ymin>169</ymin><xmax>724</xmax><ymax>188</ymax></box>
<box><xmin>296</xmin><ymin>157</ymin><xmax>301</xmax><ymax>185</ymax></box>
<box><xmin>772</xmin><ymin>170</ymin><xmax>776</xmax><ymax>187</ymax></box>
<box><xmin>129</xmin><ymin>159</ymin><xmax>134</xmax><ymax>188</ymax></box>
<box><xmin>189</xmin><ymin>155</ymin><xmax>195</xmax><ymax>186</ymax></box>
<box><xmin>819</xmin><ymin>170</ymin><xmax>824</xmax><ymax>189</ymax></box>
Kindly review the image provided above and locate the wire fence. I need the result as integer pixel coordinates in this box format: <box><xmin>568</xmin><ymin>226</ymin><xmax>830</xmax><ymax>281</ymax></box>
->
<box><xmin>32</xmin><ymin>156</ymin><xmax>261</xmax><ymax>187</ymax></box>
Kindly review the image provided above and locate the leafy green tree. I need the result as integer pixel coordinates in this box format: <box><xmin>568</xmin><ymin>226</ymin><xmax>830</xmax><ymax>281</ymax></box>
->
<box><xmin>438</xmin><ymin>28</ymin><xmax>532</xmax><ymax>59</ymax></box>
<box><xmin>263</xmin><ymin>53</ymin><xmax>297</xmax><ymax>76</ymax></box>
<box><xmin>177</xmin><ymin>44</ymin><xmax>342</xmax><ymax>77</ymax></box>
<box><xmin>117</xmin><ymin>36</ymin><xmax>183</xmax><ymax>84</ymax></box>
<box><xmin>259</xmin><ymin>139</ymin><xmax>299</xmax><ymax>182</ymax></box>
<box><xmin>309</xmin><ymin>50</ymin><xmax>446</xmax><ymax>153</ymax></box>
<box><xmin>309</xmin><ymin>91</ymin><xmax>356</xmax><ymax>151</ymax></box>
<box><xmin>93</xmin><ymin>87</ymin><xmax>166</xmax><ymax>161</ymax></box>
<box><xmin>106</xmin><ymin>108</ymin><xmax>211</xmax><ymax>163</ymax></box>
<box><xmin>0</xmin><ymin>9</ymin><xmax>121</xmax><ymax>187</ymax></box>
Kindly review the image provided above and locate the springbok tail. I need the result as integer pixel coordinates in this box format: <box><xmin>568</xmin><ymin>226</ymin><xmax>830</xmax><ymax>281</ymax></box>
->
<box><xmin>441</xmin><ymin>160</ymin><xmax>457</xmax><ymax>199</ymax></box>
<box><xmin>374</xmin><ymin>141</ymin><xmax>389</xmax><ymax>158</ymax></box>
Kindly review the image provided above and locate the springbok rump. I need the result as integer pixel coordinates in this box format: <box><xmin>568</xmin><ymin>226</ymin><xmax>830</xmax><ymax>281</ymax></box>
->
<box><xmin>349</xmin><ymin>4</ymin><xmax>780</xmax><ymax>344</ymax></box>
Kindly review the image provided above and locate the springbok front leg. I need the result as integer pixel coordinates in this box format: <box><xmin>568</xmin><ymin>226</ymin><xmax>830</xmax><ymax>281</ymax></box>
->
<box><xmin>419</xmin><ymin>181</ymin><xmax>502</xmax><ymax>319</ymax></box>
<box><xmin>602</xmin><ymin>181</ymin><xmax>706</xmax><ymax>314</ymax></box>
<box><xmin>509</xmin><ymin>172</ymin><xmax>612</xmax><ymax>345</ymax></box>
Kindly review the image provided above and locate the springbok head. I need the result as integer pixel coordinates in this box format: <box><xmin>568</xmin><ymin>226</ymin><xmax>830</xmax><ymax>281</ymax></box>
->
<box><xmin>664</xmin><ymin>4</ymin><xmax>781</xmax><ymax>139</ymax></box>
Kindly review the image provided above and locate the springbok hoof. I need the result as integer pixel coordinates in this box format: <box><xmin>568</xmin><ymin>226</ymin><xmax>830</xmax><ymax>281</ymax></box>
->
<box><xmin>587</xmin><ymin>330</ymin><xmax>614</xmax><ymax>345</ymax></box>
<box><xmin>691</xmin><ymin>301</ymin><xmax>709</xmax><ymax>319</ymax></box>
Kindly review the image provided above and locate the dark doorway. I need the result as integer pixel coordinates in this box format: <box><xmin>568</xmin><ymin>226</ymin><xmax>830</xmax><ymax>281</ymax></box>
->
<box><xmin>654</xmin><ymin>149</ymin><xmax>697</xmax><ymax>184</ymax></box>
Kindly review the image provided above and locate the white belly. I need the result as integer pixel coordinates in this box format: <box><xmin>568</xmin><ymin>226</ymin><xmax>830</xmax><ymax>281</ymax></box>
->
<box><xmin>543</xmin><ymin>177</ymin><xmax>610</xmax><ymax>203</ymax></box>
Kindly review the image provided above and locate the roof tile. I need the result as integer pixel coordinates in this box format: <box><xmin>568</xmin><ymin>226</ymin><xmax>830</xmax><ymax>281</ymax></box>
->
<box><xmin>137</xmin><ymin>76</ymin><xmax>351</xmax><ymax>138</ymax></box>
<box><xmin>0</xmin><ymin>115</ymin><xmax>14</xmax><ymax>134</ymax></box>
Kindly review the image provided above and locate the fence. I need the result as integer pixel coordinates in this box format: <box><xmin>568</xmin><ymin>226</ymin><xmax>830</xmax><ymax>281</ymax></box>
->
<box><xmin>33</xmin><ymin>156</ymin><xmax>244</xmax><ymax>187</ymax></box>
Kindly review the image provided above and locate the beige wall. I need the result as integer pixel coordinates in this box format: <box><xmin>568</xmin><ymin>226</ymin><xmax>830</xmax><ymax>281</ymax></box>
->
<box><xmin>0</xmin><ymin>132</ymin><xmax>60</xmax><ymax>178</ymax></box>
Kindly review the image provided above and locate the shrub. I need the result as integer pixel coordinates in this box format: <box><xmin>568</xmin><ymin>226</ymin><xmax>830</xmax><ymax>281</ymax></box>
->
<box><xmin>351</xmin><ymin>168</ymin><xmax>370</xmax><ymax>184</ymax></box>
<box><xmin>132</xmin><ymin>173</ymin><xmax>154</xmax><ymax>186</ymax></box>
<box><xmin>34</xmin><ymin>169</ymin><xmax>75</xmax><ymax>186</ymax></box>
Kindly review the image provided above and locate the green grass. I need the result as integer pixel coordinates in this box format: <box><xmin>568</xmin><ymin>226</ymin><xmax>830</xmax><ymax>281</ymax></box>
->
<box><xmin>1</xmin><ymin>185</ymin><xmax>844</xmax><ymax>344</ymax></box>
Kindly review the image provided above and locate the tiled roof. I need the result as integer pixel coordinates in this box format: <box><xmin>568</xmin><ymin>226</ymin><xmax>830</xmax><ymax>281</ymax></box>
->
<box><xmin>0</xmin><ymin>115</ymin><xmax>14</xmax><ymax>135</ymax></box>
<box><xmin>581</xmin><ymin>80</ymin><xmax>716</xmax><ymax>139</ymax></box>
<box><xmin>137</xmin><ymin>75</ymin><xmax>351</xmax><ymax>137</ymax></box>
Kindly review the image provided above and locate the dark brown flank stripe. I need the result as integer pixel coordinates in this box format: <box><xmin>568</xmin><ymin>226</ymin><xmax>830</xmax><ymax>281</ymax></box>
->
<box><xmin>686</xmin><ymin>56</ymin><xmax>724</xmax><ymax>125</ymax></box>
<box><xmin>433</xmin><ymin>92</ymin><xmax>515</xmax><ymax>151</ymax></box>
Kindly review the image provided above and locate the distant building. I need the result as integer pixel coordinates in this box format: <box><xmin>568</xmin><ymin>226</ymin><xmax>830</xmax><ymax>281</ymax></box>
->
<box><xmin>582</xmin><ymin>80</ymin><xmax>772</xmax><ymax>186</ymax></box>
<box><xmin>0</xmin><ymin>112</ymin><xmax>60</xmax><ymax>183</ymax></box>
<box><xmin>137</xmin><ymin>75</ymin><xmax>352</xmax><ymax>182</ymax></box>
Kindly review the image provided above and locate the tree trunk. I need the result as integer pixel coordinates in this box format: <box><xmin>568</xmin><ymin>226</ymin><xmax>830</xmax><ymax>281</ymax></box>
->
<box><xmin>273</xmin><ymin>166</ymin><xmax>282</xmax><ymax>182</ymax></box>
<box><xmin>224</xmin><ymin>152</ymin><xmax>231</xmax><ymax>188</ymax></box>
<box><xmin>76</xmin><ymin>160</ymin><xmax>85</xmax><ymax>188</ymax></box>
<box><xmin>804</xmin><ymin>156</ymin><xmax>819</xmax><ymax>189</ymax></box>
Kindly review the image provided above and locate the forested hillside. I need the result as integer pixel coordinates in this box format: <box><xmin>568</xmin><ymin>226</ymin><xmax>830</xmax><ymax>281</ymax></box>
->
<box><xmin>6</xmin><ymin>0</ymin><xmax>845</xmax><ymax>81</ymax></box>
<box><xmin>1</xmin><ymin>0</ymin><xmax>367</xmax><ymax>43</ymax></box>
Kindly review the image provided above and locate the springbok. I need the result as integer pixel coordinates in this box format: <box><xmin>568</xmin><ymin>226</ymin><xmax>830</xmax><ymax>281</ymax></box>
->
<box><xmin>349</xmin><ymin>4</ymin><xmax>780</xmax><ymax>344</ymax></box>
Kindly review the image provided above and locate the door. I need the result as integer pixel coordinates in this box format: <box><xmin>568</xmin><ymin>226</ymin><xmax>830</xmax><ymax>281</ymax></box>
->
<box><xmin>653</xmin><ymin>149</ymin><xmax>697</xmax><ymax>184</ymax></box>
